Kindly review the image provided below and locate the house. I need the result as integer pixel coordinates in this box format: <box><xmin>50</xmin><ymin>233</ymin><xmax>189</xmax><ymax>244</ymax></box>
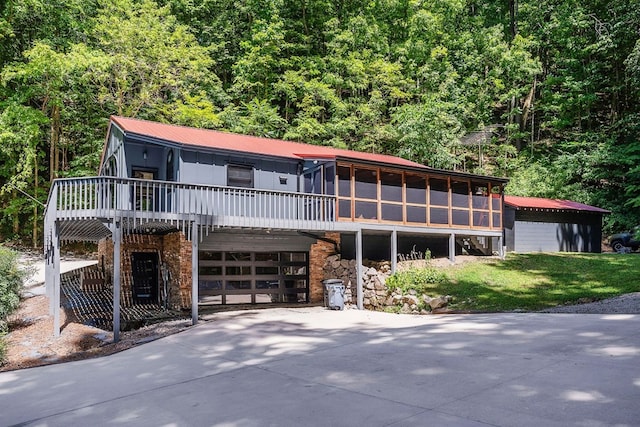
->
<box><xmin>504</xmin><ymin>195</ymin><xmax>609</xmax><ymax>253</ymax></box>
<box><xmin>44</xmin><ymin>116</ymin><xmax>508</xmax><ymax>339</ymax></box>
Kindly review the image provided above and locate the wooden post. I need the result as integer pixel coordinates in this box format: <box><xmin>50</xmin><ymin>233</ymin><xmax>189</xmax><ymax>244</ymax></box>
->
<box><xmin>191</xmin><ymin>222</ymin><xmax>199</xmax><ymax>325</ymax></box>
<box><xmin>52</xmin><ymin>222</ymin><xmax>61</xmax><ymax>337</ymax></box>
<box><xmin>391</xmin><ymin>229</ymin><xmax>398</xmax><ymax>274</ymax></box>
<box><xmin>449</xmin><ymin>233</ymin><xmax>456</xmax><ymax>264</ymax></box>
<box><xmin>113</xmin><ymin>220</ymin><xmax>121</xmax><ymax>343</ymax></box>
<box><xmin>356</xmin><ymin>229</ymin><xmax>363</xmax><ymax>310</ymax></box>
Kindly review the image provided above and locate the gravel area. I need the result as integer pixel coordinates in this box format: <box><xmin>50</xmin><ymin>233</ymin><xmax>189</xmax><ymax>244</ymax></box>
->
<box><xmin>540</xmin><ymin>292</ymin><xmax>640</xmax><ymax>314</ymax></box>
<box><xmin>2</xmin><ymin>252</ymin><xmax>638</xmax><ymax>372</ymax></box>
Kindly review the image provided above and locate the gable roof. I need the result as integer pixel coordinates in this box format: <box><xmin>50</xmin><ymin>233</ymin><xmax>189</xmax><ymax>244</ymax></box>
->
<box><xmin>504</xmin><ymin>195</ymin><xmax>609</xmax><ymax>213</ymax></box>
<box><xmin>108</xmin><ymin>116</ymin><xmax>508</xmax><ymax>182</ymax></box>
<box><xmin>111</xmin><ymin>116</ymin><xmax>424</xmax><ymax>169</ymax></box>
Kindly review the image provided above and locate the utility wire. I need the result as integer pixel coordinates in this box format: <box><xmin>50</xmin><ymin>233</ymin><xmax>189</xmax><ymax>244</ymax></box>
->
<box><xmin>4</xmin><ymin>182</ymin><xmax>46</xmax><ymax>207</ymax></box>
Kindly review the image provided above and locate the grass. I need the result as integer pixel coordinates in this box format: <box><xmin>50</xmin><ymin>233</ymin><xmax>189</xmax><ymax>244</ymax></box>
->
<box><xmin>419</xmin><ymin>253</ymin><xmax>640</xmax><ymax>312</ymax></box>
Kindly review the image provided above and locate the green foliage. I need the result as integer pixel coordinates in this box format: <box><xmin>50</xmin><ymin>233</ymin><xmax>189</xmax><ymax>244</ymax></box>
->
<box><xmin>416</xmin><ymin>253</ymin><xmax>640</xmax><ymax>312</ymax></box>
<box><xmin>1</xmin><ymin>0</ymin><xmax>640</xmax><ymax>241</ymax></box>
<box><xmin>0</xmin><ymin>246</ymin><xmax>25</xmax><ymax>364</ymax></box>
<box><xmin>386</xmin><ymin>266</ymin><xmax>448</xmax><ymax>297</ymax></box>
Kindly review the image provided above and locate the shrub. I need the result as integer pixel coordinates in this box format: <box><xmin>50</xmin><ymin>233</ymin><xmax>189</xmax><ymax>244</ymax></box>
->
<box><xmin>0</xmin><ymin>246</ymin><xmax>26</xmax><ymax>364</ymax></box>
<box><xmin>386</xmin><ymin>266</ymin><xmax>447</xmax><ymax>296</ymax></box>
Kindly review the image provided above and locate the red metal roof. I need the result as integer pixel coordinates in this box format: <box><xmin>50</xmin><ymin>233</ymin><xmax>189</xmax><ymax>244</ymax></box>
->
<box><xmin>110</xmin><ymin>116</ymin><xmax>427</xmax><ymax>169</ymax></box>
<box><xmin>504</xmin><ymin>195</ymin><xmax>609</xmax><ymax>213</ymax></box>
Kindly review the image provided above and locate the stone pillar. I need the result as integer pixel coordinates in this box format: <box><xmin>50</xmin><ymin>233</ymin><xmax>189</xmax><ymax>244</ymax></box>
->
<box><xmin>308</xmin><ymin>232</ymin><xmax>341</xmax><ymax>304</ymax></box>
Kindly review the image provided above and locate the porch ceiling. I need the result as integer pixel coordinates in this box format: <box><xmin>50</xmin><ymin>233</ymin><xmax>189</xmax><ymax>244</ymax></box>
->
<box><xmin>58</xmin><ymin>219</ymin><xmax>112</xmax><ymax>243</ymax></box>
<box><xmin>57</xmin><ymin>219</ymin><xmax>183</xmax><ymax>243</ymax></box>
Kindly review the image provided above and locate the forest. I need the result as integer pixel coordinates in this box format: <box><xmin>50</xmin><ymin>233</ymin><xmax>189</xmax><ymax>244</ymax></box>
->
<box><xmin>0</xmin><ymin>0</ymin><xmax>638</xmax><ymax>246</ymax></box>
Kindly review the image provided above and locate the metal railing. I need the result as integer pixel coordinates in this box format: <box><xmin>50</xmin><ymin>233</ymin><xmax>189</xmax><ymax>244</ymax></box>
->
<box><xmin>45</xmin><ymin>176</ymin><xmax>336</xmax><ymax>233</ymax></box>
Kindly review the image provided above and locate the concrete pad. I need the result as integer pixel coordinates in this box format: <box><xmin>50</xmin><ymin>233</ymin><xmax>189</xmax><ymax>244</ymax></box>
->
<box><xmin>20</xmin><ymin>255</ymin><xmax>98</xmax><ymax>297</ymax></box>
<box><xmin>1</xmin><ymin>308</ymin><xmax>639</xmax><ymax>426</ymax></box>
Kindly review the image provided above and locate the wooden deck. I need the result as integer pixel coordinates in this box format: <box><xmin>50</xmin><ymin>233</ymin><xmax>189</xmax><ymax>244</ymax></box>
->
<box><xmin>45</xmin><ymin>177</ymin><xmax>337</xmax><ymax>243</ymax></box>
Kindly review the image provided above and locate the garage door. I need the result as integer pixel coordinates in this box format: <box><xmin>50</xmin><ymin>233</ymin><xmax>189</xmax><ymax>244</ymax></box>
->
<box><xmin>198</xmin><ymin>251</ymin><xmax>309</xmax><ymax>305</ymax></box>
<box><xmin>514</xmin><ymin>221</ymin><xmax>589</xmax><ymax>252</ymax></box>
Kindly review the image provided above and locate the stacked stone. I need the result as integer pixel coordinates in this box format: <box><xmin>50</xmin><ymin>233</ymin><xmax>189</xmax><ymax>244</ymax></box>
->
<box><xmin>322</xmin><ymin>256</ymin><xmax>451</xmax><ymax>313</ymax></box>
<box><xmin>362</xmin><ymin>265</ymin><xmax>391</xmax><ymax>309</ymax></box>
<box><xmin>323</xmin><ymin>255</ymin><xmax>357</xmax><ymax>304</ymax></box>
<box><xmin>386</xmin><ymin>290</ymin><xmax>451</xmax><ymax>314</ymax></box>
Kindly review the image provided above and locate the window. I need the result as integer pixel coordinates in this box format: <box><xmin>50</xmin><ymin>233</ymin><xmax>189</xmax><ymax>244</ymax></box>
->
<box><xmin>228</xmin><ymin>164</ymin><xmax>254</xmax><ymax>188</ymax></box>
<box><xmin>166</xmin><ymin>150</ymin><xmax>174</xmax><ymax>181</ymax></box>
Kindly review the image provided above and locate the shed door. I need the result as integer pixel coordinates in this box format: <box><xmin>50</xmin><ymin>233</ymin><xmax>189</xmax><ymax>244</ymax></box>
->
<box><xmin>131</xmin><ymin>252</ymin><xmax>159</xmax><ymax>304</ymax></box>
<box><xmin>514</xmin><ymin>221</ymin><xmax>590</xmax><ymax>252</ymax></box>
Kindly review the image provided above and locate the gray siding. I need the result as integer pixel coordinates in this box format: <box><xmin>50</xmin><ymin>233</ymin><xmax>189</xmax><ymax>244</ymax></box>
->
<box><xmin>507</xmin><ymin>209</ymin><xmax>603</xmax><ymax>253</ymax></box>
<box><xmin>179</xmin><ymin>149</ymin><xmax>300</xmax><ymax>192</ymax></box>
<box><xmin>200</xmin><ymin>231</ymin><xmax>316</xmax><ymax>252</ymax></box>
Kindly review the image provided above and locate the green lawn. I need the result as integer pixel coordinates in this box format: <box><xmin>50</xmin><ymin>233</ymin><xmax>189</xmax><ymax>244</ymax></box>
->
<box><xmin>424</xmin><ymin>253</ymin><xmax>640</xmax><ymax>312</ymax></box>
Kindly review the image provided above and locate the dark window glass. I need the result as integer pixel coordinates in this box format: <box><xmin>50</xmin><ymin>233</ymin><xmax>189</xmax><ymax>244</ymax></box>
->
<box><xmin>451</xmin><ymin>181</ymin><xmax>469</xmax><ymax>208</ymax></box>
<box><xmin>228</xmin><ymin>164</ymin><xmax>254</xmax><ymax>188</ymax></box>
<box><xmin>492</xmin><ymin>194</ymin><xmax>502</xmax><ymax>211</ymax></box>
<box><xmin>226</xmin><ymin>280</ymin><xmax>251</xmax><ymax>290</ymax></box>
<box><xmin>337</xmin><ymin>166</ymin><xmax>351</xmax><ymax>197</ymax></box>
<box><xmin>338</xmin><ymin>199</ymin><xmax>352</xmax><ymax>218</ymax></box>
<box><xmin>406</xmin><ymin>175</ymin><xmax>426</xmax><ymax>204</ymax></box>
<box><xmin>430</xmin><ymin>207</ymin><xmax>449</xmax><ymax>224</ymax></box>
<box><xmin>355</xmin><ymin>201</ymin><xmax>377</xmax><ymax>219</ymax></box>
<box><xmin>256</xmin><ymin>280</ymin><xmax>280</xmax><ymax>289</ymax></box>
<box><xmin>199</xmin><ymin>266</ymin><xmax>223</xmax><ymax>276</ymax></box>
<box><xmin>354</xmin><ymin>168</ymin><xmax>377</xmax><ymax>200</ymax></box>
<box><xmin>199</xmin><ymin>251</ymin><xmax>222</xmax><ymax>261</ymax></box>
<box><xmin>430</xmin><ymin>178</ymin><xmax>448</xmax><ymax>206</ymax></box>
<box><xmin>166</xmin><ymin>150</ymin><xmax>175</xmax><ymax>181</ymax></box>
<box><xmin>255</xmin><ymin>253</ymin><xmax>279</xmax><ymax>262</ymax></box>
<box><xmin>452</xmin><ymin>209</ymin><xmax>470</xmax><ymax>226</ymax></box>
<box><xmin>282</xmin><ymin>252</ymin><xmax>306</xmax><ymax>262</ymax></box>
<box><xmin>226</xmin><ymin>252</ymin><xmax>251</xmax><ymax>261</ymax></box>
<box><xmin>256</xmin><ymin>266</ymin><xmax>279</xmax><ymax>275</ymax></box>
<box><xmin>472</xmin><ymin>183</ymin><xmax>489</xmax><ymax>209</ymax></box>
<box><xmin>381</xmin><ymin>172</ymin><xmax>402</xmax><ymax>202</ymax></box>
<box><xmin>493</xmin><ymin>213</ymin><xmax>502</xmax><ymax>228</ymax></box>
<box><xmin>226</xmin><ymin>266</ymin><xmax>251</xmax><ymax>275</ymax></box>
<box><xmin>199</xmin><ymin>280</ymin><xmax>222</xmax><ymax>291</ymax></box>
<box><xmin>283</xmin><ymin>266</ymin><xmax>307</xmax><ymax>275</ymax></box>
<box><xmin>325</xmin><ymin>165</ymin><xmax>335</xmax><ymax>195</ymax></box>
<box><xmin>407</xmin><ymin>206</ymin><xmax>427</xmax><ymax>223</ymax></box>
<box><xmin>473</xmin><ymin>212</ymin><xmax>490</xmax><ymax>227</ymax></box>
<box><xmin>381</xmin><ymin>203</ymin><xmax>403</xmax><ymax>221</ymax></box>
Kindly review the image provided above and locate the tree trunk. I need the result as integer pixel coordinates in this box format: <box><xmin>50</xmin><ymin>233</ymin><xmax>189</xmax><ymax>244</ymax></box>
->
<box><xmin>509</xmin><ymin>0</ymin><xmax>518</xmax><ymax>42</ymax></box>
<box><xmin>50</xmin><ymin>104</ymin><xmax>60</xmax><ymax>181</ymax></box>
<box><xmin>32</xmin><ymin>154</ymin><xmax>38</xmax><ymax>248</ymax></box>
<box><xmin>12</xmin><ymin>189</ymin><xmax>19</xmax><ymax>235</ymax></box>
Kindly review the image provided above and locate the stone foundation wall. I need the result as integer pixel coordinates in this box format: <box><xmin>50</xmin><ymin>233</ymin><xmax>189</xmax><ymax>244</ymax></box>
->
<box><xmin>309</xmin><ymin>232</ymin><xmax>341</xmax><ymax>304</ymax></box>
<box><xmin>322</xmin><ymin>256</ymin><xmax>450</xmax><ymax>312</ymax></box>
<box><xmin>97</xmin><ymin>231</ymin><xmax>192</xmax><ymax>309</ymax></box>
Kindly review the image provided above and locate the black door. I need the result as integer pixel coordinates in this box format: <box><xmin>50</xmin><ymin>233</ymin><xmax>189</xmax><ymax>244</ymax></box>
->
<box><xmin>131</xmin><ymin>252</ymin><xmax>159</xmax><ymax>304</ymax></box>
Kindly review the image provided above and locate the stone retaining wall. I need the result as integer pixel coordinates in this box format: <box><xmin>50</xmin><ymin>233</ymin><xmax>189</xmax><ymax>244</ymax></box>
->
<box><xmin>322</xmin><ymin>255</ymin><xmax>450</xmax><ymax>313</ymax></box>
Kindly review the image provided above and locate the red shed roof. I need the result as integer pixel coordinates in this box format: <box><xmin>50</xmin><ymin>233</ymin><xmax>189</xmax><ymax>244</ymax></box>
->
<box><xmin>504</xmin><ymin>195</ymin><xmax>609</xmax><ymax>213</ymax></box>
<box><xmin>110</xmin><ymin>116</ymin><xmax>426</xmax><ymax>169</ymax></box>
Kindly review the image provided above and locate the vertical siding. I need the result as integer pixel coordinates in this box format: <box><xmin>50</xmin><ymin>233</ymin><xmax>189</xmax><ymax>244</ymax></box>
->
<box><xmin>512</xmin><ymin>211</ymin><xmax>603</xmax><ymax>253</ymax></box>
<box><xmin>178</xmin><ymin>149</ymin><xmax>300</xmax><ymax>191</ymax></box>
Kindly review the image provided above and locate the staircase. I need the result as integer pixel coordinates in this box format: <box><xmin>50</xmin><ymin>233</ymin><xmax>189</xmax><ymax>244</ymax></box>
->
<box><xmin>456</xmin><ymin>236</ymin><xmax>492</xmax><ymax>256</ymax></box>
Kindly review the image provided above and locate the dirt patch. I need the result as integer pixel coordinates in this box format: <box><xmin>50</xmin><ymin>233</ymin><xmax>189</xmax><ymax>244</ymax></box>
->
<box><xmin>1</xmin><ymin>295</ymin><xmax>191</xmax><ymax>372</ymax></box>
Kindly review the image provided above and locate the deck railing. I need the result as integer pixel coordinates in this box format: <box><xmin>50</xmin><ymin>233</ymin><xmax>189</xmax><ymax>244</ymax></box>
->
<box><xmin>45</xmin><ymin>176</ymin><xmax>336</xmax><ymax>232</ymax></box>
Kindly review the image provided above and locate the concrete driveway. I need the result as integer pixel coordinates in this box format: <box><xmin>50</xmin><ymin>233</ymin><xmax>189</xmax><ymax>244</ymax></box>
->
<box><xmin>1</xmin><ymin>308</ymin><xmax>639</xmax><ymax>426</ymax></box>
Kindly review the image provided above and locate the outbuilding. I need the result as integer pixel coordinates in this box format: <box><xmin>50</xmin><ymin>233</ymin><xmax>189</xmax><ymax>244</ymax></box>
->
<box><xmin>504</xmin><ymin>196</ymin><xmax>609</xmax><ymax>253</ymax></box>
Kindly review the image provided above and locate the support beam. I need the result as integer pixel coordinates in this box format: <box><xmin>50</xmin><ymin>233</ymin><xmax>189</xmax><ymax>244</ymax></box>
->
<box><xmin>390</xmin><ymin>229</ymin><xmax>398</xmax><ymax>274</ymax></box>
<box><xmin>449</xmin><ymin>233</ymin><xmax>456</xmax><ymax>264</ymax></box>
<box><xmin>52</xmin><ymin>222</ymin><xmax>61</xmax><ymax>337</ymax></box>
<box><xmin>356</xmin><ymin>229</ymin><xmax>363</xmax><ymax>310</ymax></box>
<box><xmin>499</xmin><ymin>235</ymin><xmax>505</xmax><ymax>260</ymax></box>
<box><xmin>112</xmin><ymin>221</ymin><xmax>121</xmax><ymax>343</ymax></box>
<box><xmin>191</xmin><ymin>223</ymin><xmax>199</xmax><ymax>325</ymax></box>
